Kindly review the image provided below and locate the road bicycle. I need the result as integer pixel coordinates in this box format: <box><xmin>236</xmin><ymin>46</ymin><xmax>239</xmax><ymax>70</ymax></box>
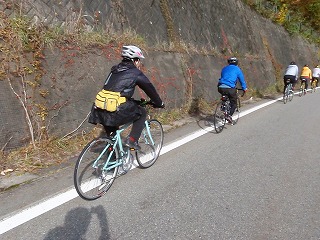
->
<box><xmin>311</xmin><ymin>79</ymin><xmax>317</xmax><ymax>92</ymax></box>
<box><xmin>283</xmin><ymin>79</ymin><xmax>294</xmax><ymax>104</ymax></box>
<box><xmin>74</xmin><ymin>100</ymin><xmax>164</xmax><ymax>201</ymax></box>
<box><xmin>211</xmin><ymin>89</ymin><xmax>244</xmax><ymax>134</ymax></box>
<box><xmin>298</xmin><ymin>79</ymin><xmax>307</xmax><ymax>97</ymax></box>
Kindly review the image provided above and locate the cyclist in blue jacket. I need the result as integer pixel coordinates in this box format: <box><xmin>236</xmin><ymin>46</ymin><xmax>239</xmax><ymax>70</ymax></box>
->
<box><xmin>217</xmin><ymin>57</ymin><xmax>247</xmax><ymax>123</ymax></box>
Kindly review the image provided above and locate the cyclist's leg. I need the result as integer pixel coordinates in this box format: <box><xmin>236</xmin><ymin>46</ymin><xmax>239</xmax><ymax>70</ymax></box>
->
<box><xmin>305</xmin><ymin>78</ymin><xmax>309</xmax><ymax>90</ymax></box>
<box><xmin>291</xmin><ymin>77</ymin><xmax>297</xmax><ymax>91</ymax></box>
<box><xmin>103</xmin><ymin>125</ymin><xmax>118</xmax><ymax>137</ymax></box>
<box><xmin>283</xmin><ymin>77</ymin><xmax>288</xmax><ymax>94</ymax></box>
<box><xmin>126</xmin><ymin>106</ymin><xmax>147</xmax><ymax>149</ymax></box>
<box><xmin>227</xmin><ymin>88</ymin><xmax>237</xmax><ymax>116</ymax></box>
<box><xmin>129</xmin><ymin>106</ymin><xmax>146</xmax><ymax>139</ymax></box>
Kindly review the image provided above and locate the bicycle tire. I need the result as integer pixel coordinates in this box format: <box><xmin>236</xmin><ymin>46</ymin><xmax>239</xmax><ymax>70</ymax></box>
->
<box><xmin>136</xmin><ymin>119</ymin><xmax>164</xmax><ymax>168</ymax></box>
<box><xmin>288</xmin><ymin>87</ymin><xmax>294</xmax><ymax>101</ymax></box>
<box><xmin>299</xmin><ymin>82</ymin><xmax>305</xmax><ymax>97</ymax></box>
<box><xmin>232</xmin><ymin>97</ymin><xmax>241</xmax><ymax>124</ymax></box>
<box><xmin>213</xmin><ymin>101</ymin><xmax>226</xmax><ymax>133</ymax></box>
<box><xmin>312</xmin><ymin>81</ymin><xmax>316</xmax><ymax>92</ymax></box>
<box><xmin>283</xmin><ymin>94</ymin><xmax>288</xmax><ymax>104</ymax></box>
<box><xmin>74</xmin><ymin>137</ymin><xmax>119</xmax><ymax>200</ymax></box>
<box><xmin>283</xmin><ymin>85</ymin><xmax>289</xmax><ymax>104</ymax></box>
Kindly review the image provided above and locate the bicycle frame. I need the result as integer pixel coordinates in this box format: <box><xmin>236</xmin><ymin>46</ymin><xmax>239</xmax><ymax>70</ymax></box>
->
<box><xmin>90</xmin><ymin>123</ymin><xmax>130</xmax><ymax>172</ymax></box>
<box><xmin>91</xmin><ymin>120</ymin><xmax>156</xmax><ymax>172</ymax></box>
<box><xmin>140</xmin><ymin>121</ymin><xmax>155</xmax><ymax>146</ymax></box>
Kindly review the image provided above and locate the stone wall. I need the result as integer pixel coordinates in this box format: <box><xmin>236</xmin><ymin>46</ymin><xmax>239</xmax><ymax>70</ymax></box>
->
<box><xmin>0</xmin><ymin>0</ymin><xmax>319</xmax><ymax>149</ymax></box>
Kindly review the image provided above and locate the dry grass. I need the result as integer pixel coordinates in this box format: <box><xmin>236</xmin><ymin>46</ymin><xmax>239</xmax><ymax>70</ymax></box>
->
<box><xmin>0</xmin><ymin>127</ymin><xmax>103</xmax><ymax>175</ymax></box>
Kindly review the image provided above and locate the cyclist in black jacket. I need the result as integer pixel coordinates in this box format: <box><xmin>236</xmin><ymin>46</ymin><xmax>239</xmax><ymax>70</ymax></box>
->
<box><xmin>89</xmin><ymin>45</ymin><xmax>164</xmax><ymax>150</ymax></box>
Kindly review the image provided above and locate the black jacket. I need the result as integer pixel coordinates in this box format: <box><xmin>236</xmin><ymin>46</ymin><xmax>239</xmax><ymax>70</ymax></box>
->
<box><xmin>88</xmin><ymin>61</ymin><xmax>163</xmax><ymax>127</ymax></box>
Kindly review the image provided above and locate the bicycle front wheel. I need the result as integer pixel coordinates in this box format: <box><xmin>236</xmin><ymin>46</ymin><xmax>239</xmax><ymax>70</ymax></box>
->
<box><xmin>74</xmin><ymin>138</ymin><xmax>119</xmax><ymax>200</ymax></box>
<box><xmin>136</xmin><ymin>119</ymin><xmax>164</xmax><ymax>168</ymax></box>
<box><xmin>213</xmin><ymin>101</ymin><xmax>226</xmax><ymax>133</ymax></box>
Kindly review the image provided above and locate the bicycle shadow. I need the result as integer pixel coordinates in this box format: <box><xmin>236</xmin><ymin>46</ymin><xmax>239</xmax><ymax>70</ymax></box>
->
<box><xmin>195</xmin><ymin>113</ymin><xmax>232</xmax><ymax>134</ymax></box>
<box><xmin>44</xmin><ymin>205</ymin><xmax>111</xmax><ymax>240</ymax></box>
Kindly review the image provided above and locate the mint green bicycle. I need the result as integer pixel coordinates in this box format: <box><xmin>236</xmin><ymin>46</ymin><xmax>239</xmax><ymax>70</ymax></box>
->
<box><xmin>74</xmin><ymin>100</ymin><xmax>164</xmax><ymax>200</ymax></box>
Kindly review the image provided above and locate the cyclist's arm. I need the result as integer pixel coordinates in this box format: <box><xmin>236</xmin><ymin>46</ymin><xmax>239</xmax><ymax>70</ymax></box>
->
<box><xmin>237</xmin><ymin>69</ymin><xmax>247</xmax><ymax>91</ymax></box>
<box><xmin>136</xmin><ymin>73</ymin><xmax>163</xmax><ymax>107</ymax></box>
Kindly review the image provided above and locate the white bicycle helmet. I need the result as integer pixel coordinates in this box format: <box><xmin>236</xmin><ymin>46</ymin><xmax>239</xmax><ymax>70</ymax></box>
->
<box><xmin>121</xmin><ymin>45</ymin><xmax>145</xmax><ymax>59</ymax></box>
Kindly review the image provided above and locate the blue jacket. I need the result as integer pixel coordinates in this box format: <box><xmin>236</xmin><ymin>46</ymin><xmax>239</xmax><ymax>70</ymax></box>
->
<box><xmin>218</xmin><ymin>65</ymin><xmax>247</xmax><ymax>90</ymax></box>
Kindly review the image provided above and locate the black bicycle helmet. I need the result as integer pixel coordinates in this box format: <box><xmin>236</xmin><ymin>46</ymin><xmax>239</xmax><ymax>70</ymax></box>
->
<box><xmin>228</xmin><ymin>57</ymin><xmax>238</xmax><ymax>65</ymax></box>
<box><xmin>290</xmin><ymin>61</ymin><xmax>296</xmax><ymax>65</ymax></box>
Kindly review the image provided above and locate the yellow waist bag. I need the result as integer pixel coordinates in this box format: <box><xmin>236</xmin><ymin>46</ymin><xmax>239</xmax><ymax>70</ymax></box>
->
<box><xmin>95</xmin><ymin>90</ymin><xmax>126</xmax><ymax>112</ymax></box>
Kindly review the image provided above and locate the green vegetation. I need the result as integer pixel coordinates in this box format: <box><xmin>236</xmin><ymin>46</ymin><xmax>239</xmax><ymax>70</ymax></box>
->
<box><xmin>243</xmin><ymin>0</ymin><xmax>320</xmax><ymax>44</ymax></box>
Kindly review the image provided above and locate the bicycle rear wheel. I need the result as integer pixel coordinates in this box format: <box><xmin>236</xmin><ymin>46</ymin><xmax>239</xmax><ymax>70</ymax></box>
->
<box><xmin>136</xmin><ymin>119</ymin><xmax>164</xmax><ymax>168</ymax></box>
<box><xmin>283</xmin><ymin>86</ymin><xmax>289</xmax><ymax>104</ymax></box>
<box><xmin>299</xmin><ymin>82</ymin><xmax>305</xmax><ymax>97</ymax></box>
<box><xmin>74</xmin><ymin>138</ymin><xmax>119</xmax><ymax>200</ymax></box>
<box><xmin>232</xmin><ymin>97</ymin><xmax>240</xmax><ymax>124</ymax></box>
<box><xmin>213</xmin><ymin>101</ymin><xmax>226</xmax><ymax>133</ymax></box>
<box><xmin>288</xmin><ymin>85</ymin><xmax>294</xmax><ymax>101</ymax></box>
<box><xmin>312</xmin><ymin>81</ymin><xmax>317</xmax><ymax>92</ymax></box>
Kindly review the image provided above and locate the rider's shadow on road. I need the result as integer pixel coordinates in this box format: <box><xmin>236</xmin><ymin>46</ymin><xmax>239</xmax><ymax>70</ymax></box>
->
<box><xmin>44</xmin><ymin>205</ymin><xmax>110</xmax><ymax>240</ymax></box>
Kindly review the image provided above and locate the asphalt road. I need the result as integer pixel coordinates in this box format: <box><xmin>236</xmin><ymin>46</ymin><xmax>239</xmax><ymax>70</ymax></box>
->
<box><xmin>1</xmin><ymin>91</ymin><xmax>320</xmax><ymax>240</ymax></box>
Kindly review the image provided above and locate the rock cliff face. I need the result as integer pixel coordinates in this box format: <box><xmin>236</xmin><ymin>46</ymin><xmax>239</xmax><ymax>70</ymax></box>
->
<box><xmin>0</xmin><ymin>0</ymin><xmax>318</xmax><ymax>149</ymax></box>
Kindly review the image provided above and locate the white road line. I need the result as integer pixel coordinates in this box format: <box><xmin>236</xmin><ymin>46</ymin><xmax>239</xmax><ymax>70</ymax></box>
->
<box><xmin>0</xmin><ymin>96</ymin><xmax>283</xmax><ymax>235</ymax></box>
<box><xmin>0</xmin><ymin>188</ymin><xmax>78</xmax><ymax>235</ymax></box>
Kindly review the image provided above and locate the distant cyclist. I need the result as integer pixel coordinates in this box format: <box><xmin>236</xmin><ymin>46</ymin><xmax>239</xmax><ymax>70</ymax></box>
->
<box><xmin>300</xmin><ymin>64</ymin><xmax>312</xmax><ymax>92</ymax></box>
<box><xmin>312</xmin><ymin>65</ymin><xmax>320</xmax><ymax>87</ymax></box>
<box><xmin>217</xmin><ymin>57</ymin><xmax>247</xmax><ymax>123</ymax></box>
<box><xmin>283</xmin><ymin>61</ymin><xmax>299</xmax><ymax>93</ymax></box>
